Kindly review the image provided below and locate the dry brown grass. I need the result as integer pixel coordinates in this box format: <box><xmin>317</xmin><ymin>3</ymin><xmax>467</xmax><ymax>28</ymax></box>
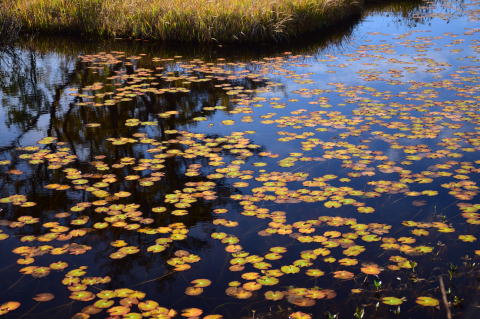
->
<box><xmin>0</xmin><ymin>1</ymin><xmax>21</xmax><ymax>44</ymax></box>
<box><xmin>0</xmin><ymin>0</ymin><xmax>365</xmax><ymax>42</ymax></box>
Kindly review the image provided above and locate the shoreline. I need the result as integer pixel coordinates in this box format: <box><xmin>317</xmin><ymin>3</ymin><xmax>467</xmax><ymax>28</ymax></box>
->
<box><xmin>0</xmin><ymin>0</ymin><xmax>420</xmax><ymax>44</ymax></box>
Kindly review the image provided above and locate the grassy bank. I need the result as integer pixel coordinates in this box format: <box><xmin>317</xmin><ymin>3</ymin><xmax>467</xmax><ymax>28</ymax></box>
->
<box><xmin>0</xmin><ymin>2</ymin><xmax>21</xmax><ymax>44</ymax></box>
<box><xmin>0</xmin><ymin>0</ymin><xmax>368</xmax><ymax>43</ymax></box>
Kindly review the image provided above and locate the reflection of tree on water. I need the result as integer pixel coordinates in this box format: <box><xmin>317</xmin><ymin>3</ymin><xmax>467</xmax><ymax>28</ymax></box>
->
<box><xmin>0</xmin><ymin>50</ymin><xmax>77</xmax><ymax>153</ymax></box>
<box><xmin>0</xmin><ymin>44</ymin><xmax>274</xmax><ymax>317</ymax></box>
<box><xmin>0</xmin><ymin>50</ymin><xmax>268</xmax><ymax>225</ymax></box>
<box><xmin>0</xmin><ymin>48</ymin><xmax>272</xmax><ymax>153</ymax></box>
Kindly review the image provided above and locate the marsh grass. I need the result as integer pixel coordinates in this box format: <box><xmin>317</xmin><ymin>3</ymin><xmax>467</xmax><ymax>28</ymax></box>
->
<box><xmin>1</xmin><ymin>0</ymin><xmax>365</xmax><ymax>42</ymax></box>
<box><xmin>0</xmin><ymin>1</ymin><xmax>21</xmax><ymax>44</ymax></box>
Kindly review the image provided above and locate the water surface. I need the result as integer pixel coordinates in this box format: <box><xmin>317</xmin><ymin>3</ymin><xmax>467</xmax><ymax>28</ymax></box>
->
<box><xmin>1</xmin><ymin>0</ymin><xmax>480</xmax><ymax>318</ymax></box>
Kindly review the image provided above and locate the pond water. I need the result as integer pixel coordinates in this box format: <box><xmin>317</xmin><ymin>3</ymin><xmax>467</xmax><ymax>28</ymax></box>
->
<box><xmin>1</xmin><ymin>0</ymin><xmax>480</xmax><ymax>318</ymax></box>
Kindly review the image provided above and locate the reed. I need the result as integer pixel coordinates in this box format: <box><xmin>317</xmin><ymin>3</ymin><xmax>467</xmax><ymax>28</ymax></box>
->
<box><xmin>0</xmin><ymin>1</ymin><xmax>21</xmax><ymax>44</ymax></box>
<box><xmin>1</xmin><ymin>0</ymin><xmax>364</xmax><ymax>42</ymax></box>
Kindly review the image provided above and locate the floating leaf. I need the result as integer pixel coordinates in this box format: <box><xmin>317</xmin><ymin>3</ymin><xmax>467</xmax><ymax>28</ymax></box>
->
<box><xmin>181</xmin><ymin>308</ymin><xmax>203</xmax><ymax>317</ymax></box>
<box><xmin>33</xmin><ymin>293</ymin><xmax>54</xmax><ymax>302</ymax></box>
<box><xmin>333</xmin><ymin>270</ymin><xmax>354</xmax><ymax>280</ymax></box>
<box><xmin>415</xmin><ymin>296</ymin><xmax>440</xmax><ymax>307</ymax></box>
<box><xmin>289</xmin><ymin>311</ymin><xmax>312</xmax><ymax>319</ymax></box>
<box><xmin>382</xmin><ymin>297</ymin><xmax>404</xmax><ymax>306</ymax></box>
<box><xmin>265</xmin><ymin>290</ymin><xmax>284</xmax><ymax>301</ymax></box>
<box><xmin>0</xmin><ymin>301</ymin><xmax>21</xmax><ymax>315</ymax></box>
<box><xmin>360</xmin><ymin>263</ymin><xmax>382</xmax><ymax>275</ymax></box>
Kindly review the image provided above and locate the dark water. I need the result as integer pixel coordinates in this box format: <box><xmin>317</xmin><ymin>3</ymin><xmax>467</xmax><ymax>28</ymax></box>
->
<box><xmin>1</xmin><ymin>0</ymin><xmax>480</xmax><ymax>318</ymax></box>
